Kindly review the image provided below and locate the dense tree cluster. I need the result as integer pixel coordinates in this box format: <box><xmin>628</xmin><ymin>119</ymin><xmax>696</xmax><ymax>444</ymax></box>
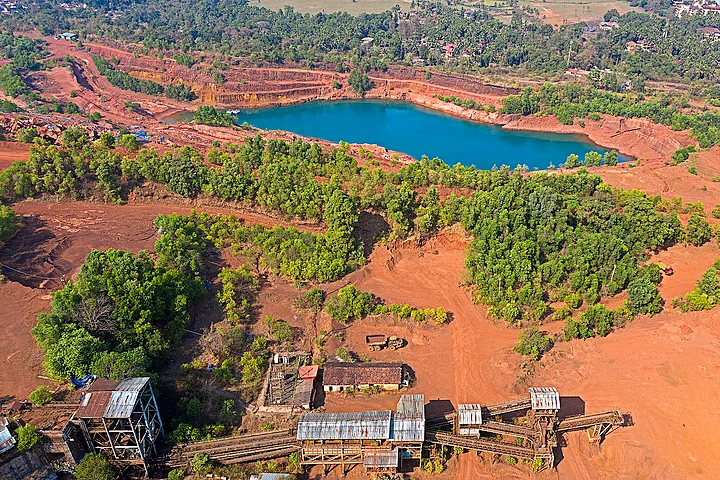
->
<box><xmin>0</xmin><ymin>132</ymin><xmax>693</xmax><ymax>328</ymax></box>
<box><xmin>32</xmin><ymin>249</ymin><xmax>202</xmax><ymax>380</ymax></box>
<box><xmin>193</xmin><ymin>106</ymin><xmax>236</xmax><ymax>127</ymax></box>
<box><xmin>462</xmin><ymin>172</ymin><xmax>682</xmax><ymax>323</ymax></box>
<box><xmin>0</xmin><ymin>63</ymin><xmax>30</xmax><ymax>97</ymax></box>
<box><xmin>165</xmin><ymin>82</ymin><xmax>197</xmax><ymax>102</ymax></box>
<box><xmin>4</xmin><ymin>1</ymin><xmax>720</xmax><ymax>84</ymax></box>
<box><xmin>324</xmin><ymin>284</ymin><xmax>450</xmax><ymax>325</ymax></box>
<box><xmin>0</xmin><ymin>30</ymin><xmax>44</xmax><ymax>70</ymax></box>
<box><xmin>217</xmin><ymin>266</ymin><xmax>259</xmax><ymax>323</ymax></box>
<box><xmin>154</xmin><ymin>211</ymin><xmax>362</xmax><ymax>283</ymax></box>
<box><xmin>325</xmin><ymin>285</ymin><xmax>375</xmax><ymax>323</ymax></box>
<box><xmin>348</xmin><ymin>69</ymin><xmax>373</xmax><ymax>96</ymax></box>
<box><xmin>501</xmin><ymin>83</ymin><xmax>720</xmax><ymax>147</ymax></box>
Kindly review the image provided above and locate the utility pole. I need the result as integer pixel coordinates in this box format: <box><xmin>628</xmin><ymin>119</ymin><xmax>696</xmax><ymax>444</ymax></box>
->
<box><xmin>566</xmin><ymin>39</ymin><xmax>573</xmax><ymax>70</ymax></box>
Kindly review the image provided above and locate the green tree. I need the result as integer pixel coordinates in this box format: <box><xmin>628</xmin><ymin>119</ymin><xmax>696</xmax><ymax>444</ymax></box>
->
<box><xmin>686</xmin><ymin>214</ymin><xmax>712</xmax><ymax>246</ymax></box>
<box><xmin>15</xmin><ymin>424</ymin><xmax>42</xmax><ymax>452</ymax></box>
<box><xmin>604</xmin><ymin>150</ymin><xmax>619</xmax><ymax>166</ymax></box>
<box><xmin>627</xmin><ymin>268</ymin><xmax>662</xmax><ymax>315</ymax></box>
<box><xmin>325</xmin><ymin>285</ymin><xmax>374</xmax><ymax>323</ymax></box>
<box><xmin>513</xmin><ymin>327</ymin><xmax>553</xmax><ymax>360</ymax></box>
<box><xmin>0</xmin><ymin>206</ymin><xmax>21</xmax><ymax>242</ymax></box>
<box><xmin>564</xmin><ymin>153</ymin><xmax>581</xmax><ymax>168</ymax></box>
<box><xmin>16</xmin><ymin>127</ymin><xmax>39</xmax><ymax>143</ymax></box>
<box><xmin>348</xmin><ymin>69</ymin><xmax>373</xmax><ymax>96</ymax></box>
<box><xmin>75</xmin><ymin>453</ymin><xmax>116</xmax><ymax>480</ymax></box>
<box><xmin>584</xmin><ymin>151</ymin><xmax>603</xmax><ymax>167</ymax></box>
<box><xmin>168</xmin><ymin>469</ymin><xmax>185</xmax><ymax>480</ymax></box>
<box><xmin>118</xmin><ymin>134</ymin><xmax>139</xmax><ymax>152</ymax></box>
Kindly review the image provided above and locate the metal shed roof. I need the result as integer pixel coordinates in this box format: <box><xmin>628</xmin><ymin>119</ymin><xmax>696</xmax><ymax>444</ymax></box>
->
<box><xmin>363</xmin><ymin>448</ymin><xmax>399</xmax><ymax>469</ymax></box>
<box><xmin>396</xmin><ymin>394</ymin><xmax>424</xmax><ymax>418</ymax></box>
<box><xmin>0</xmin><ymin>418</ymin><xmax>15</xmax><ymax>454</ymax></box>
<box><xmin>249</xmin><ymin>475</ymin><xmax>294</xmax><ymax>480</ymax></box>
<box><xmin>86</xmin><ymin>379</ymin><xmax>120</xmax><ymax>392</ymax></box>
<box><xmin>391</xmin><ymin>394</ymin><xmax>425</xmax><ymax>442</ymax></box>
<box><xmin>104</xmin><ymin>390</ymin><xmax>140</xmax><ymax>418</ymax></box>
<box><xmin>390</xmin><ymin>415</ymin><xmax>425</xmax><ymax>443</ymax></box>
<box><xmin>458</xmin><ymin>404</ymin><xmax>483</xmax><ymax>425</ymax></box>
<box><xmin>297</xmin><ymin>410</ymin><xmax>392</xmax><ymax>441</ymax></box>
<box><xmin>75</xmin><ymin>391</ymin><xmax>112</xmax><ymax>419</ymax></box>
<box><xmin>529</xmin><ymin>387</ymin><xmax>560</xmax><ymax>410</ymax></box>
<box><xmin>115</xmin><ymin>377</ymin><xmax>150</xmax><ymax>392</ymax></box>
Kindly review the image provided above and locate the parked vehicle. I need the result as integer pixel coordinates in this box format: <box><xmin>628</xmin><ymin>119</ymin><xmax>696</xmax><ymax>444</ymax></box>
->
<box><xmin>365</xmin><ymin>334</ymin><xmax>404</xmax><ymax>351</ymax></box>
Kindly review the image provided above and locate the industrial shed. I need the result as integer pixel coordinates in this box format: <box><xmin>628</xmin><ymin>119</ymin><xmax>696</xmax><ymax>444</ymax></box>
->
<box><xmin>322</xmin><ymin>362</ymin><xmax>404</xmax><ymax>392</ymax></box>
<box><xmin>73</xmin><ymin>377</ymin><xmax>163</xmax><ymax>475</ymax></box>
<box><xmin>457</xmin><ymin>404</ymin><xmax>483</xmax><ymax>436</ymax></box>
<box><xmin>297</xmin><ymin>394</ymin><xmax>425</xmax><ymax>475</ymax></box>
<box><xmin>529</xmin><ymin>387</ymin><xmax>561</xmax><ymax>411</ymax></box>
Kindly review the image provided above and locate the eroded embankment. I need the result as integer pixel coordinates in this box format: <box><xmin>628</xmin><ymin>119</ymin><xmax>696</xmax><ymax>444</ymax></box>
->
<box><xmin>26</xmin><ymin>35</ymin><xmax>702</xmax><ymax>163</ymax></box>
<box><xmin>86</xmin><ymin>40</ymin><xmax>696</xmax><ymax>160</ymax></box>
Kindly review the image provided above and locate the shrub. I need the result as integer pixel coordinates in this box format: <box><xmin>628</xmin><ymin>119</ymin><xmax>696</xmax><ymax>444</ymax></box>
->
<box><xmin>514</xmin><ymin>327</ymin><xmax>553</xmax><ymax>360</ymax></box>
<box><xmin>264</xmin><ymin>315</ymin><xmax>294</xmax><ymax>344</ymax></box>
<box><xmin>712</xmin><ymin>205</ymin><xmax>720</xmax><ymax>219</ymax></box>
<box><xmin>168</xmin><ymin>469</ymin><xmax>185</xmax><ymax>480</ymax></box>
<box><xmin>118</xmin><ymin>133</ymin><xmax>139</xmax><ymax>152</ymax></box>
<box><xmin>29</xmin><ymin>385</ymin><xmax>53</xmax><ymax>406</ymax></box>
<box><xmin>185</xmin><ymin>397</ymin><xmax>201</xmax><ymax>419</ymax></box>
<box><xmin>190</xmin><ymin>453</ymin><xmax>212</xmax><ymax>476</ymax></box>
<box><xmin>16</xmin><ymin>127</ymin><xmax>39</xmax><ymax>143</ymax></box>
<box><xmin>15</xmin><ymin>424</ymin><xmax>42</xmax><ymax>452</ymax></box>
<box><xmin>75</xmin><ymin>453</ymin><xmax>116</xmax><ymax>480</ymax></box>
<box><xmin>0</xmin><ymin>206</ymin><xmax>22</xmax><ymax>242</ymax></box>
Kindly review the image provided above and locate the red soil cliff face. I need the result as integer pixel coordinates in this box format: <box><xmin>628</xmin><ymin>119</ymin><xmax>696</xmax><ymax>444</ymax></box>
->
<box><xmin>85</xmin><ymin>41</ymin><xmax>694</xmax><ymax>160</ymax></box>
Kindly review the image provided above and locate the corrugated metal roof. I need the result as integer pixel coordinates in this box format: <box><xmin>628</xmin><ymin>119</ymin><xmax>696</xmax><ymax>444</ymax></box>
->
<box><xmin>363</xmin><ymin>448</ymin><xmax>398</xmax><ymax>469</ymax></box>
<box><xmin>391</xmin><ymin>394</ymin><xmax>425</xmax><ymax>442</ymax></box>
<box><xmin>104</xmin><ymin>390</ymin><xmax>140</xmax><ymax>418</ymax></box>
<box><xmin>115</xmin><ymin>377</ymin><xmax>149</xmax><ymax>392</ymax></box>
<box><xmin>292</xmin><ymin>378</ymin><xmax>315</xmax><ymax>408</ymax></box>
<box><xmin>297</xmin><ymin>410</ymin><xmax>392</xmax><ymax>441</ymax></box>
<box><xmin>390</xmin><ymin>416</ymin><xmax>425</xmax><ymax>442</ymax></box>
<box><xmin>396</xmin><ymin>394</ymin><xmax>424</xmax><ymax>418</ymax></box>
<box><xmin>458</xmin><ymin>404</ymin><xmax>483</xmax><ymax>425</ymax></box>
<box><xmin>87</xmin><ymin>379</ymin><xmax>120</xmax><ymax>392</ymax></box>
<box><xmin>75</xmin><ymin>391</ymin><xmax>112</xmax><ymax>419</ymax></box>
<box><xmin>0</xmin><ymin>420</ymin><xmax>16</xmax><ymax>454</ymax></box>
<box><xmin>529</xmin><ymin>387</ymin><xmax>560</xmax><ymax>410</ymax></box>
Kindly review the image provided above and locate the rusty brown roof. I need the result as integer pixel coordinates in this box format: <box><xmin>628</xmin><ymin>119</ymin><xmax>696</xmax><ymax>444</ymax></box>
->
<box><xmin>75</xmin><ymin>391</ymin><xmax>112</xmax><ymax>419</ymax></box>
<box><xmin>323</xmin><ymin>362</ymin><xmax>403</xmax><ymax>387</ymax></box>
<box><xmin>87</xmin><ymin>379</ymin><xmax>120</xmax><ymax>392</ymax></box>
